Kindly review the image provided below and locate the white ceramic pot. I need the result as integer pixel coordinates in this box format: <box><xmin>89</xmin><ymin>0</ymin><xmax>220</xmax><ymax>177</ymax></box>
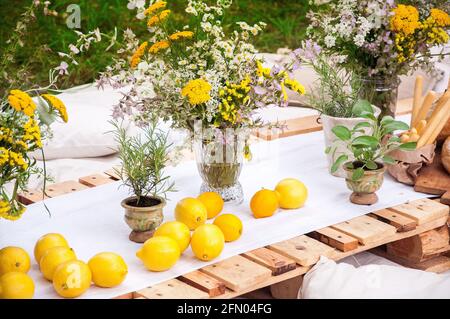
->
<box><xmin>321</xmin><ymin>107</ymin><xmax>380</xmax><ymax>178</ymax></box>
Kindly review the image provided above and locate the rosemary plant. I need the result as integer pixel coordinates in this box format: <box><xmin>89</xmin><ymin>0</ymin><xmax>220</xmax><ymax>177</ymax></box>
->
<box><xmin>113</xmin><ymin>120</ymin><xmax>175</xmax><ymax>207</ymax></box>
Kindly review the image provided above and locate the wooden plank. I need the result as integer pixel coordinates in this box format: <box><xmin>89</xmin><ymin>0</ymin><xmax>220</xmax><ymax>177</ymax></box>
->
<box><xmin>134</xmin><ymin>279</ymin><xmax>209</xmax><ymax>299</ymax></box>
<box><xmin>201</xmin><ymin>255</ymin><xmax>272</xmax><ymax>292</ymax></box>
<box><xmin>43</xmin><ymin>181</ymin><xmax>89</xmax><ymax>198</ymax></box>
<box><xmin>309</xmin><ymin>227</ymin><xmax>359</xmax><ymax>252</ymax></box>
<box><xmin>441</xmin><ymin>191</ymin><xmax>450</xmax><ymax>205</ymax></box>
<box><xmin>255</xmin><ymin>115</ymin><xmax>321</xmax><ymax>141</ymax></box>
<box><xmin>389</xmin><ymin>198</ymin><xmax>449</xmax><ymax>225</ymax></box>
<box><xmin>270</xmin><ymin>275</ymin><xmax>303</xmax><ymax>299</ymax></box>
<box><xmin>17</xmin><ymin>189</ymin><xmax>49</xmax><ymax>205</ymax></box>
<box><xmin>330</xmin><ymin>215</ymin><xmax>397</xmax><ymax>245</ymax></box>
<box><xmin>79</xmin><ymin>173</ymin><xmax>116</xmax><ymax>187</ymax></box>
<box><xmin>113</xmin><ymin>292</ymin><xmax>133</xmax><ymax>299</ymax></box>
<box><xmin>370</xmin><ymin>209</ymin><xmax>417</xmax><ymax>232</ymax></box>
<box><xmin>179</xmin><ymin>271</ymin><xmax>226</xmax><ymax>297</ymax></box>
<box><xmin>104</xmin><ymin>167</ymin><xmax>121</xmax><ymax>180</ymax></box>
<box><xmin>242</xmin><ymin>248</ymin><xmax>296</xmax><ymax>275</ymax></box>
<box><xmin>414</xmin><ymin>153</ymin><xmax>450</xmax><ymax>195</ymax></box>
<box><xmin>268</xmin><ymin>235</ymin><xmax>335</xmax><ymax>266</ymax></box>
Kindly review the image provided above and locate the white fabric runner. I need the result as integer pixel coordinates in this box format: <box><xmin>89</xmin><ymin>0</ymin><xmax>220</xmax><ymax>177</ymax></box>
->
<box><xmin>0</xmin><ymin>126</ymin><xmax>428</xmax><ymax>299</ymax></box>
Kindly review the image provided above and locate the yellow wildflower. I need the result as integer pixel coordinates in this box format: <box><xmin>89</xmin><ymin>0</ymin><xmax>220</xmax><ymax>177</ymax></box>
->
<box><xmin>147</xmin><ymin>9</ymin><xmax>171</xmax><ymax>27</ymax></box>
<box><xmin>0</xmin><ymin>201</ymin><xmax>25</xmax><ymax>221</ymax></box>
<box><xmin>41</xmin><ymin>94</ymin><xmax>68</xmax><ymax>122</ymax></box>
<box><xmin>0</xmin><ymin>200</ymin><xmax>11</xmax><ymax>216</ymax></box>
<box><xmin>23</xmin><ymin>118</ymin><xmax>42</xmax><ymax>148</ymax></box>
<box><xmin>130</xmin><ymin>42</ymin><xmax>148</xmax><ymax>68</ymax></box>
<box><xmin>283</xmin><ymin>77</ymin><xmax>305</xmax><ymax>96</ymax></box>
<box><xmin>429</xmin><ymin>8</ymin><xmax>450</xmax><ymax>27</ymax></box>
<box><xmin>169</xmin><ymin>31</ymin><xmax>194</xmax><ymax>41</ymax></box>
<box><xmin>149</xmin><ymin>40</ymin><xmax>170</xmax><ymax>54</ymax></box>
<box><xmin>7</xmin><ymin>90</ymin><xmax>36</xmax><ymax>117</ymax></box>
<box><xmin>144</xmin><ymin>1</ymin><xmax>167</xmax><ymax>16</ymax></box>
<box><xmin>390</xmin><ymin>5</ymin><xmax>421</xmax><ymax>36</ymax></box>
<box><xmin>181</xmin><ymin>79</ymin><xmax>212</xmax><ymax>105</ymax></box>
<box><xmin>256</xmin><ymin>60</ymin><xmax>271</xmax><ymax>78</ymax></box>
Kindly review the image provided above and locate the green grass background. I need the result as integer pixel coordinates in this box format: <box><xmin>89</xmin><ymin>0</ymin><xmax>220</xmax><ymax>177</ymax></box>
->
<box><xmin>0</xmin><ymin>0</ymin><xmax>310</xmax><ymax>90</ymax></box>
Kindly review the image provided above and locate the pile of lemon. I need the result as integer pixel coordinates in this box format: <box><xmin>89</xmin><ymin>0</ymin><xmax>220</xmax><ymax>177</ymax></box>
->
<box><xmin>136</xmin><ymin>192</ymin><xmax>243</xmax><ymax>272</ymax></box>
<box><xmin>0</xmin><ymin>233</ymin><xmax>128</xmax><ymax>299</ymax></box>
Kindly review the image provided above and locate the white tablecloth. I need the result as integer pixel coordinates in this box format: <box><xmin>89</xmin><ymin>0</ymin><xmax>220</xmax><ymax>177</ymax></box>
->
<box><xmin>0</xmin><ymin>125</ymin><xmax>428</xmax><ymax>299</ymax></box>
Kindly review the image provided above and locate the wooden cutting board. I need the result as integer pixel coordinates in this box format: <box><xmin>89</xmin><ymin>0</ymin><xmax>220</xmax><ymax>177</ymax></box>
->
<box><xmin>414</xmin><ymin>152</ymin><xmax>450</xmax><ymax>204</ymax></box>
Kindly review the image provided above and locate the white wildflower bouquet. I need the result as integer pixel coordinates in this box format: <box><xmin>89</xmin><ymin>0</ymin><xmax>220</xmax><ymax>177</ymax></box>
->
<box><xmin>100</xmin><ymin>0</ymin><xmax>305</xmax><ymax>132</ymax></box>
<box><xmin>307</xmin><ymin>0</ymin><xmax>450</xmax><ymax>77</ymax></box>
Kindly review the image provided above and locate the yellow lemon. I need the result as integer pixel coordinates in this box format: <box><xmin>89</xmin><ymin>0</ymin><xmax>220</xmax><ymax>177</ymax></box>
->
<box><xmin>197</xmin><ymin>192</ymin><xmax>224</xmax><ymax>219</ymax></box>
<box><xmin>250</xmin><ymin>189</ymin><xmax>279</xmax><ymax>218</ymax></box>
<box><xmin>34</xmin><ymin>233</ymin><xmax>69</xmax><ymax>264</ymax></box>
<box><xmin>175</xmin><ymin>197</ymin><xmax>207</xmax><ymax>230</ymax></box>
<box><xmin>0</xmin><ymin>272</ymin><xmax>35</xmax><ymax>299</ymax></box>
<box><xmin>53</xmin><ymin>260</ymin><xmax>92</xmax><ymax>298</ymax></box>
<box><xmin>275</xmin><ymin>178</ymin><xmax>308</xmax><ymax>209</ymax></box>
<box><xmin>40</xmin><ymin>246</ymin><xmax>77</xmax><ymax>281</ymax></box>
<box><xmin>190</xmin><ymin>224</ymin><xmax>224</xmax><ymax>261</ymax></box>
<box><xmin>213</xmin><ymin>214</ymin><xmax>243</xmax><ymax>242</ymax></box>
<box><xmin>0</xmin><ymin>246</ymin><xmax>31</xmax><ymax>275</ymax></box>
<box><xmin>154</xmin><ymin>221</ymin><xmax>191</xmax><ymax>253</ymax></box>
<box><xmin>88</xmin><ymin>252</ymin><xmax>128</xmax><ymax>288</ymax></box>
<box><xmin>136</xmin><ymin>236</ymin><xmax>180</xmax><ymax>272</ymax></box>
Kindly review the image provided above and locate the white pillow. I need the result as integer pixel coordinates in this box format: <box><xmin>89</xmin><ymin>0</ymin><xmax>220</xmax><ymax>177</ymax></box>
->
<box><xmin>300</xmin><ymin>256</ymin><xmax>450</xmax><ymax>299</ymax></box>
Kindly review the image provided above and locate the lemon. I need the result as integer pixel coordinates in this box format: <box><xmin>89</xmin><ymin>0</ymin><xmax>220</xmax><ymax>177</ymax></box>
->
<box><xmin>88</xmin><ymin>252</ymin><xmax>128</xmax><ymax>288</ymax></box>
<box><xmin>275</xmin><ymin>178</ymin><xmax>308</xmax><ymax>209</ymax></box>
<box><xmin>190</xmin><ymin>224</ymin><xmax>224</xmax><ymax>261</ymax></box>
<box><xmin>53</xmin><ymin>260</ymin><xmax>92</xmax><ymax>298</ymax></box>
<box><xmin>197</xmin><ymin>192</ymin><xmax>224</xmax><ymax>219</ymax></box>
<box><xmin>136</xmin><ymin>236</ymin><xmax>180</xmax><ymax>272</ymax></box>
<box><xmin>0</xmin><ymin>246</ymin><xmax>31</xmax><ymax>275</ymax></box>
<box><xmin>34</xmin><ymin>233</ymin><xmax>69</xmax><ymax>264</ymax></box>
<box><xmin>175</xmin><ymin>197</ymin><xmax>207</xmax><ymax>230</ymax></box>
<box><xmin>154</xmin><ymin>221</ymin><xmax>191</xmax><ymax>253</ymax></box>
<box><xmin>0</xmin><ymin>272</ymin><xmax>35</xmax><ymax>299</ymax></box>
<box><xmin>40</xmin><ymin>246</ymin><xmax>77</xmax><ymax>281</ymax></box>
<box><xmin>250</xmin><ymin>189</ymin><xmax>279</xmax><ymax>218</ymax></box>
<box><xmin>213</xmin><ymin>214</ymin><xmax>243</xmax><ymax>242</ymax></box>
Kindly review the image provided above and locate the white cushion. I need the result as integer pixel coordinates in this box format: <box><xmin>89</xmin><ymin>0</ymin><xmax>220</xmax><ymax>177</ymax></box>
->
<box><xmin>299</xmin><ymin>256</ymin><xmax>450</xmax><ymax>299</ymax></box>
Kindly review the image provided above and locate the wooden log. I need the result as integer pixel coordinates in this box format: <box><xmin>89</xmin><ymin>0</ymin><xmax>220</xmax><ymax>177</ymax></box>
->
<box><xmin>201</xmin><ymin>255</ymin><xmax>272</xmax><ymax>292</ymax></box>
<box><xmin>242</xmin><ymin>247</ymin><xmax>296</xmax><ymax>276</ymax></box>
<box><xmin>179</xmin><ymin>271</ymin><xmax>226</xmax><ymax>297</ymax></box>
<box><xmin>268</xmin><ymin>235</ymin><xmax>335</xmax><ymax>266</ymax></box>
<box><xmin>270</xmin><ymin>275</ymin><xmax>303</xmax><ymax>299</ymax></box>
<box><xmin>330</xmin><ymin>215</ymin><xmax>397</xmax><ymax>245</ymax></box>
<box><xmin>369</xmin><ymin>209</ymin><xmax>417</xmax><ymax>232</ymax></box>
<box><xmin>134</xmin><ymin>279</ymin><xmax>209</xmax><ymax>299</ymax></box>
<box><xmin>309</xmin><ymin>227</ymin><xmax>359</xmax><ymax>252</ymax></box>
<box><xmin>386</xmin><ymin>226</ymin><xmax>450</xmax><ymax>262</ymax></box>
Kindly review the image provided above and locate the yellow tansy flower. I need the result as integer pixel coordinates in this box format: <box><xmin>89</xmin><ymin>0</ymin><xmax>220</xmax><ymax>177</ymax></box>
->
<box><xmin>181</xmin><ymin>79</ymin><xmax>212</xmax><ymax>105</ymax></box>
<box><xmin>130</xmin><ymin>42</ymin><xmax>148</xmax><ymax>68</ymax></box>
<box><xmin>430</xmin><ymin>8</ymin><xmax>450</xmax><ymax>27</ymax></box>
<box><xmin>147</xmin><ymin>9</ymin><xmax>171</xmax><ymax>27</ymax></box>
<box><xmin>7</xmin><ymin>90</ymin><xmax>36</xmax><ymax>117</ymax></box>
<box><xmin>149</xmin><ymin>40</ymin><xmax>170</xmax><ymax>54</ymax></box>
<box><xmin>144</xmin><ymin>1</ymin><xmax>167</xmax><ymax>16</ymax></box>
<box><xmin>390</xmin><ymin>5</ymin><xmax>421</xmax><ymax>36</ymax></box>
<box><xmin>169</xmin><ymin>31</ymin><xmax>194</xmax><ymax>41</ymax></box>
<box><xmin>41</xmin><ymin>94</ymin><xmax>68</xmax><ymax>122</ymax></box>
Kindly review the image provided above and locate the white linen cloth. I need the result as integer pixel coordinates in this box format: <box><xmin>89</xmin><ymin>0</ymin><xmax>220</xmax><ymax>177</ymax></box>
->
<box><xmin>0</xmin><ymin>124</ymin><xmax>429</xmax><ymax>299</ymax></box>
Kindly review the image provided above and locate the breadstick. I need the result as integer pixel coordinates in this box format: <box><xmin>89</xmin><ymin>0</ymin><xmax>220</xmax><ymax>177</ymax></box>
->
<box><xmin>413</xmin><ymin>91</ymin><xmax>436</xmax><ymax>127</ymax></box>
<box><xmin>432</xmin><ymin>90</ymin><xmax>450</xmax><ymax>116</ymax></box>
<box><xmin>411</xmin><ymin>76</ymin><xmax>423</xmax><ymax>127</ymax></box>
<box><xmin>417</xmin><ymin>100</ymin><xmax>450</xmax><ymax>148</ymax></box>
<box><xmin>424</xmin><ymin>101</ymin><xmax>450</xmax><ymax>146</ymax></box>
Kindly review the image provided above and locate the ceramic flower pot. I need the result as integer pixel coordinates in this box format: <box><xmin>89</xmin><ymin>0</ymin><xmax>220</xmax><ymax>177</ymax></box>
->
<box><xmin>321</xmin><ymin>107</ymin><xmax>380</xmax><ymax>178</ymax></box>
<box><xmin>121</xmin><ymin>196</ymin><xmax>165</xmax><ymax>243</ymax></box>
<box><xmin>343</xmin><ymin>162</ymin><xmax>386</xmax><ymax>205</ymax></box>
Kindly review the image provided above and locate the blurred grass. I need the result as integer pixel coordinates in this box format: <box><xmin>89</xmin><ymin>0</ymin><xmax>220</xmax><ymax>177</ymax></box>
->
<box><xmin>0</xmin><ymin>0</ymin><xmax>310</xmax><ymax>90</ymax></box>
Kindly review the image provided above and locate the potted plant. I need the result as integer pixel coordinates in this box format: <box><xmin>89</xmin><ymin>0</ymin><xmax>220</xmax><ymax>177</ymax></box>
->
<box><xmin>329</xmin><ymin>113</ymin><xmax>416</xmax><ymax>205</ymax></box>
<box><xmin>113</xmin><ymin>120</ymin><xmax>175</xmax><ymax>243</ymax></box>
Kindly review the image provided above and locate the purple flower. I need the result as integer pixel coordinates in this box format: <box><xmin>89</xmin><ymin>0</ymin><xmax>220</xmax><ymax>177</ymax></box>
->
<box><xmin>55</xmin><ymin>61</ymin><xmax>69</xmax><ymax>76</ymax></box>
<box><xmin>253</xmin><ymin>86</ymin><xmax>267</xmax><ymax>95</ymax></box>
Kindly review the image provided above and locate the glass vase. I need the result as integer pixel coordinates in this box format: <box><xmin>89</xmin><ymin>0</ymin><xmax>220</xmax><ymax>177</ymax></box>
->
<box><xmin>193</xmin><ymin>126</ymin><xmax>247</xmax><ymax>204</ymax></box>
<box><xmin>358</xmin><ymin>75</ymin><xmax>400</xmax><ymax>118</ymax></box>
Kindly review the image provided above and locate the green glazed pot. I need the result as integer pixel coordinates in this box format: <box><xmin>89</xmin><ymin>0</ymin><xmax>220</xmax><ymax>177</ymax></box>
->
<box><xmin>343</xmin><ymin>162</ymin><xmax>386</xmax><ymax>205</ymax></box>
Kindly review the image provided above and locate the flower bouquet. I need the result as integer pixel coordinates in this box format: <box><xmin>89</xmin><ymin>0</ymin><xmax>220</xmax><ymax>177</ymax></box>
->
<box><xmin>307</xmin><ymin>0</ymin><xmax>450</xmax><ymax>116</ymax></box>
<box><xmin>101</xmin><ymin>0</ymin><xmax>306</xmax><ymax>202</ymax></box>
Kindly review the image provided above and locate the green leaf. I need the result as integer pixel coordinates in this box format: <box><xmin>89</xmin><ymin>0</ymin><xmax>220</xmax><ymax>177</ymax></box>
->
<box><xmin>366</xmin><ymin>161</ymin><xmax>378</xmax><ymax>170</ymax></box>
<box><xmin>380</xmin><ymin>115</ymin><xmax>395</xmax><ymax>125</ymax></box>
<box><xmin>331</xmin><ymin>154</ymin><xmax>348</xmax><ymax>173</ymax></box>
<box><xmin>353</xmin><ymin>122</ymin><xmax>371</xmax><ymax>131</ymax></box>
<box><xmin>382</xmin><ymin>155</ymin><xmax>396</xmax><ymax>164</ymax></box>
<box><xmin>388</xmin><ymin>135</ymin><xmax>401</xmax><ymax>143</ymax></box>
<box><xmin>351</xmin><ymin>167</ymin><xmax>365</xmax><ymax>181</ymax></box>
<box><xmin>399</xmin><ymin>142</ymin><xmax>417</xmax><ymax>151</ymax></box>
<box><xmin>383</xmin><ymin>121</ymin><xmax>410</xmax><ymax>134</ymax></box>
<box><xmin>352</xmin><ymin>99</ymin><xmax>373</xmax><ymax>117</ymax></box>
<box><xmin>332</xmin><ymin>125</ymin><xmax>351</xmax><ymax>141</ymax></box>
<box><xmin>352</xmin><ymin>136</ymin><xmax>379</xmax><ymax>148</ymax></box>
